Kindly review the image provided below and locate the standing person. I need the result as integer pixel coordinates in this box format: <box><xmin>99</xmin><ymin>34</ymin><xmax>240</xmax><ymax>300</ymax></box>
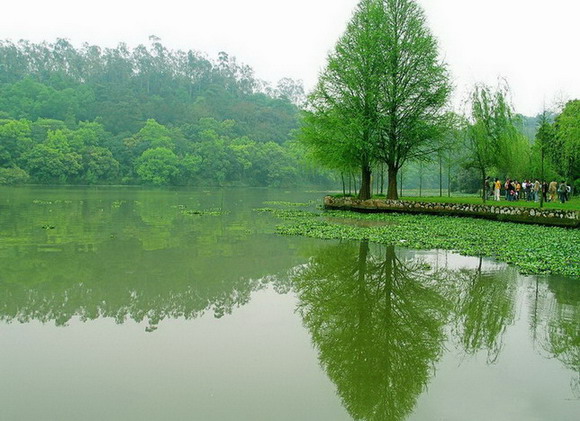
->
<box><xmin>549</xmin><ymin>180</ymin><xmax>558</xmax><ymax>202</ymax></box>
<box><xmin>508</xmin><ymin>180</ymin><xmax>516</xmax><ymax>201</ymax></box>
<box><xmin>494</xmin><ymin>178</ymin><xmax>501</xmax><ymax>201</ymax></box>
<box><xmin>533</xmin><ymin>179</ymin><xmax>541</xmax><ymax>203</ymax></box>
<box><xmin>558</xmin><ymin>180</ymin><xmax>567</xmax><ymax>203</ymax></box>
<box><xmin>505</xmin><ymin>179</ymin><xmax>511</xmax><ymax>201</ymax></box>
<box><xmin>526</xmin><ymin>180</ymin><xmax>533</xmax><ymax>201</ymax></box>
<box><xmin>515</xmin><ymin>180</ymin><xmax>521</xmax><ymax>201</ymax></box>
<box><xmin>486</xmin><ymin>177</ymin><xmax>494</xmax><ymax>200</ymax></box>
<box><xmin>542</xmin><ymin>181</ymin><xmax>548</xmax><ymax>203</ymax></box>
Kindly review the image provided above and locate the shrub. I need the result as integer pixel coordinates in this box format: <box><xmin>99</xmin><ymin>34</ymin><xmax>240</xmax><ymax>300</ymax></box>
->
<box><xmin>0</xmin><ymin>167</ymin><xmax>30</xmax><ymax>185</ymax></box>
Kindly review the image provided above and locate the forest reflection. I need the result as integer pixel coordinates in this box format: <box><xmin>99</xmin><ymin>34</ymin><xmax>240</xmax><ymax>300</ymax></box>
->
<box><xmin>0</xmin><ymin>189</ymin><xmax>300</xmax><ymax>330</ymax></box>
<box><xmin>290</xmin><ymin>240</ymin><xmax>579</xmax><ymax>421</ymax></box>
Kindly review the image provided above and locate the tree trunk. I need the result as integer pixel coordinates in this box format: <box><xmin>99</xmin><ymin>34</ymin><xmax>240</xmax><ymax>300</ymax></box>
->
<box><xmin>357</xmin><ymin>240</ymin><xmax>369</xmax><ymax>283</ymax></box>
<box><xmin>540</xmin><ymin>150</ymin><xmax>544</xmax><ymax>208</ymax></box>
<box><xmin>481</xmin><ymin>170</ymin><xmax>487</xmax><ymax>203</ymax></box>
<box><xmin>419</xmin><ymin>162</ymin><xmax>423</xmax><ymax>197</ymax></box>
<box><xmin>439</xmin><ymin>154</ymin><xmax>443</xmax><ymax>197</ymax></box>
<box><xmin>387</xmin><ymin>166</ymin><xmax>399</xmax><ymax>200</ymax></box>
<box><xmin>348</xmin><ymin>173</ymin><xmax>352</xmax><ymax>195</ymax></box>
<box><xmin>399</xmin><ymin>167</ymin><xmax>403</xmax><ymax>198</ymax></box>
<box><xmin>380</xmin><ymin>163</ymin><xmax>385</xmax><ymax>195</ymax></box>
<box><xmin>341</xmin><ymin>173</ymin><xmax>346</xmax><ymax>196</ymax></box>
<box><xmin>358</xmin><ymin>164</ymin><xmax>372</xmax><ymax>200</ymax></box>
<box><xmin>447</xmin><ymin>156</ymin><xmax>451</xmax><ymax>197</ymax></box>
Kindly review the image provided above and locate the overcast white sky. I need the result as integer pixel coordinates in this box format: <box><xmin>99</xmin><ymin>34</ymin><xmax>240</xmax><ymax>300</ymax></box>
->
<box><xmin>1</xmin><ymin>0</ymin><xmax>579</xmax><ymax>115</ymax></box>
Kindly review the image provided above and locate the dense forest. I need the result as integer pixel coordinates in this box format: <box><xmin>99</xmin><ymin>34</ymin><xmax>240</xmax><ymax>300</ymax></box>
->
<box><xmin>1</xmin><ymin>36</ymin><xmax>577</xmax><ymax>194</ymax></box>
<box><xmin>0</xmin><ymin>37</ymin><xmax>330</xmax><ymax>186</ymax></box>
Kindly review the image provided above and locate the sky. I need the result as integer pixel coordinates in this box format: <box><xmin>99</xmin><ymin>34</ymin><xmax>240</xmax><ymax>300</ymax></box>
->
<box><xmin>1</xmin><ymin>0</ymin><xmax>579</xmax><ymax>116</ymax></box>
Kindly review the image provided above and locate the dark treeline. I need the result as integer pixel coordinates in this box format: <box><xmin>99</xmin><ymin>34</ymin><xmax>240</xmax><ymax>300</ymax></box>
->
<box><xmin>0</xmin><ymin>37</ymin><xmax>330</xmax><ymax>186</ymax></box>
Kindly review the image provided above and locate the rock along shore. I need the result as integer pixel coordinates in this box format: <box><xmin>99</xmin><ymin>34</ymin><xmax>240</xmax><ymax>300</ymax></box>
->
<box><xmin>323</xmin><ymin>196</ymin><xmax>580</xmax><ymax>228</ymax></box>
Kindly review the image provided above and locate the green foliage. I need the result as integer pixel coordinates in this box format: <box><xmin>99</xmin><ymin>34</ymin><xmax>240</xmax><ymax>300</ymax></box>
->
<box><xmin>136</xmin><ymin>147</ymin><xmax>179</xmax><ymax>185</ymax></box>
<box><xmin>0</xmin><ymin>167</ymin><xmax>29</xmax><ymax>185</ymax></box>
<box><xmin>292</xmin><ymin>242</ymin><xmax>451</xmax><ymax>420</ymax></box>
<box><xmin>0</xmin><ymin>38</ymin><xmax>336</xmax><ymax>187</ymax></box>
<box><xmin>462</xmin><ymin>82</ymin><xmax>533</xmax><ymax>200</ymax></box>
<box><xmin>551</xmin><ymin>100</ymin><xmax>580</xmax><ymax>183</ymax></box>
<box><xmin>0</xmin><ymin>119</ymin><xmax>33</xmax><ymax>166</ymax></box>
<box><xmin>0</xmin><ymin>38</ymin><xmax>301</xmax><ymax>141</ymax></box>
<box><xmin>83</xmin><ymin>146</ymin><xmax>120</xmax><ymax>184</ymax></box>
<box><xmin>258</xmin><ymin>206</ymin><xmax>580</xmax><ymax>277</ymax></box>
<box><xmin>302</xmin><ymin>0</ymin><xmax>451</xmax><ymax>199</ymax></box>
<box><xmin>22</xmin><ymin>130</ymin><xmax>83</xmax><ymax>182</ymax></box>
<box><xmin>127</xmin><ymin>119</ymin><xmax>175</xmax><ymax>152</ymax></box>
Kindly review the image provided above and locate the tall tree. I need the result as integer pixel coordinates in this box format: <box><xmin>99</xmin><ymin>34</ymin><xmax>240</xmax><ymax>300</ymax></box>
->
<box><xmin>535</xmin><ymin>110</ymin><xmax>555</xmax><ymax>207</ymax></box>
<box><xmin>305</xmin><ymin>0</ymin><xmax>386</xmax><ymax>199</ymax></box>
<box><xmin>375</xmin><ymin>0</ymin><xmax>451</xmax><ymax>199</ymax></box>
<box><xmin>551</xmin><ymin>100</ymin><xmax>580</xmax><ymax>186</ymax></box>
<box><xmin>291</xmin><ymin>241</ymin><xmax>453</xmax><ymax>420</ymax></box>
<box><xmin>464</xmin><ymin>83</ymin><xmax>522</xmax><ymax>202</ymax></box>
<box><xmin>302</xmin><ymin>0</ymin><xmax>450</xmax><ymax>200</ymax></box>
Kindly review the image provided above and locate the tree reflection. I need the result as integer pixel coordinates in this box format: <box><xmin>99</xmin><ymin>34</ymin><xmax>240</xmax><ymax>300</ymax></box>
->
<box><xmin>291</xmin><ymin>241</ymin><xmax>454</xmax><ymax>421</ymax></box>
<box><xmin>529</xmin><ymin>276</ymin><xmax>580</xmax><ymax>397</ymax></box>
<box><xmin>0</xmin><ymin>239</ymin><xmax>270</xmax><ymax>330</ymax></box>
<box><xmin>452</xmin><ymin>261</ymin><xmax>517</xmax><ymax>363</ymax></box>
<box><xmin>0</xmin><ymin>190</ymin><xmax>303</xmax><ymax>331</ymax></box>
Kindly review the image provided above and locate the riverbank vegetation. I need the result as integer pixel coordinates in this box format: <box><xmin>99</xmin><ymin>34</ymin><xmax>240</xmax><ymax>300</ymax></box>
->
<box><xmin>257</xmin><ymin>203</ymin><xmax>580</xmax><ymax>277</ymax></box>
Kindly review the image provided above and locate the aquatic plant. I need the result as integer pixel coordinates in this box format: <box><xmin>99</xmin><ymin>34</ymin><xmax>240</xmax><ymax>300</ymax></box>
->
<box><xmin>180</xmin><ymin>208</ymin><xmax>230</xmax><ymax>216</ymax></box>
<box><xmin>257</xmin><ymin>206</ymin><xmax>580</xmax><ymax>277</ymax></box>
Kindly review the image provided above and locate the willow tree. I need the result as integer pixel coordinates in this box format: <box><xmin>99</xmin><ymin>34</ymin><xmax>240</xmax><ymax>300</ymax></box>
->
<box><xmin>302</xmin><ymin>0</ymin><xmax>450</xmax><ymax>200</ymax></box>
<box><xmin>465</xmin><ymin>83</ymin><xmax>523</xmax><ymax>202</ymax></box>
<box><xmin>552</xmin><ymin>100</ymin><xmax>580</xmax><ymax>185</ymax></box>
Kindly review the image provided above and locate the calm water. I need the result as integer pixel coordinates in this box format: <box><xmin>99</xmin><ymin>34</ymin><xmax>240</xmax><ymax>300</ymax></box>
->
<box><xmin>0</xmin><ymin>186</ymin><xmax>578</xmax><ymax>421</ymax></box>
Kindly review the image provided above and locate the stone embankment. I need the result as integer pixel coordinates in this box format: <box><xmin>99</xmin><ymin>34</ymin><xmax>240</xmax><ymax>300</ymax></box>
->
<box><xmin>323</xmin><ymin>196</ymin><xmax>580</xmax><ymax>228</ymax></box>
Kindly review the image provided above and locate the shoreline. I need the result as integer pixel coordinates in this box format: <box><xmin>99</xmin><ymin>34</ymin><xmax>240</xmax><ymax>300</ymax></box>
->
<box><xmin>323</xmin><ymin>196</ymin><xmax>580</xmax><ymax>228</ymax></box>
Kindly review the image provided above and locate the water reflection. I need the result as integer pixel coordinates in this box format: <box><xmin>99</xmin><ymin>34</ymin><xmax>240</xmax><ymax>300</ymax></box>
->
<box><xmin>452</xmin><ymin>264</ymin><xmax>517</xmax><ymax>363</ymax></box>
<box><xmin>291</xmin><ymin>241</ymin><xmax>453</xmax><ymax>421</ymax></box>
<box><xmin>529</xmin><ymin>275</ymin><xmax>580</xmax><ymax>397</ymax></box>
<box><xmin>0</xmin><ymin>237</ymin><xmax>272</xmax><ymax>330</ymax></box>
<box><xmin>290</xmin><ymin>241</ymin><xmax>580</xmax><ymax>420</ymax></box>
<box><xmin>0</xmin><ymin>188</ymin><xmax>302</xmax><ymax>330</ymax></box>
<box><xmin>1</xmin><ymin>187</ymin><xmax>578</xmax><ymax>418</ymax></box>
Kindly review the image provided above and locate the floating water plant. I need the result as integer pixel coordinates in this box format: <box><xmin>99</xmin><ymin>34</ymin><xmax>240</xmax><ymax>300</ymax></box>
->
<box><xmin>256</xmin><ymin>204</ymin><xmax>580</xmax><ymax>278</ymax></box>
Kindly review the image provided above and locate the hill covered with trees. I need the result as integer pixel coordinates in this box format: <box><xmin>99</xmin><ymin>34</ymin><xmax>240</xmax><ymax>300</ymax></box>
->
<box><xmin>0</xmin><ymin>37</ymin><xmax>329</xmax><ymax>186</ymax></box>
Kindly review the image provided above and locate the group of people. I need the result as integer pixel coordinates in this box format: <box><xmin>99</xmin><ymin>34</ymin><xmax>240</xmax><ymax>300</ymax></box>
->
<box><xmin>488</xmin><ymin>178</ymin><xmax>572</xmax><ymax>203</ymax></box>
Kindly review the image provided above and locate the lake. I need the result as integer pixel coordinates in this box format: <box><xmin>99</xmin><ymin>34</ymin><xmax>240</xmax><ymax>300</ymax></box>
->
<box><xmin>0</xmin><ymin>186</ymin><xmax>578</xmax><ymax>420</ymax></box>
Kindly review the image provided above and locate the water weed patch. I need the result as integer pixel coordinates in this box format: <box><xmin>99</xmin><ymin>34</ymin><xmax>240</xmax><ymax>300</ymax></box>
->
<box><xmin>258</xmin><ymin>206</ymin><xmax>580</xmax><ymax>278</ymax></box>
